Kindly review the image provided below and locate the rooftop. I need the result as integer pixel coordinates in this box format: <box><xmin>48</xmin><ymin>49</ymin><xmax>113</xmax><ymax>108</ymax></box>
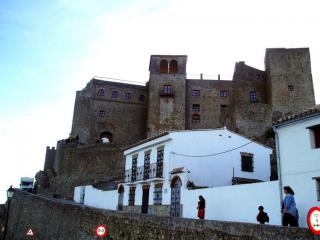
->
<box><xmin>273</xmin><ymin>105</ymin><xmax>320</xmax><ymax>127</ymax></box>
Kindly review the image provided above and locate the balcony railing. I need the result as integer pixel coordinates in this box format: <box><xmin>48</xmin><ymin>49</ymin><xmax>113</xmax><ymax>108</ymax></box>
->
<box><xmin>159</xmin><ymin>90</ymin><xmax>175</xmax><ymax>97</ymax></box>
<box><xmin>125</xmin><ymin>162</ymin><xmax>163</xmax><ymax>183</ymax></box>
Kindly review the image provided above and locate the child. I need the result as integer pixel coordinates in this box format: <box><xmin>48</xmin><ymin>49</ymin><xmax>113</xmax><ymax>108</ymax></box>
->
<box><xmin>256</xmin><ymin>206</ymin><xmax>269</xmax><ymax>224</ymax></box>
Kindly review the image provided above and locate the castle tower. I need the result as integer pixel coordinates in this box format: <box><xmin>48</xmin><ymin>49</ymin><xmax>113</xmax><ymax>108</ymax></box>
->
<box><xmin>265</xmin><ymin>48</ymin><xmax>315</xmax><ymax>121</ymax></box>
<box><xmin>147</xmin><ymin>55</ymin><xmax>187</xmax><ymax>137</ymax></box>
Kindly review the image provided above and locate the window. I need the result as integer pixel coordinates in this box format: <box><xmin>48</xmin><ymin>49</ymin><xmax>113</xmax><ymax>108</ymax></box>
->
<box><xmin>309</xmin><ymin>125</ymin><xmax>320</xmax><ymax>149</ymax></box>
<box><xmin>156</xmin><ymin>147</ymin><xmax>164</xmax><ymax>178</ymax></box>
<box><xmin>97</xmin><ymin>88</ymin><xmax>104</xmax><ymax>96</ymax></box>
<box><xmin>128</xmin><ymin>187</ymin><xmax>135</xmax><ymax>206</ymax></box>
<box><xmin>316</xmin><ymin>179</ymin><xmax>320</xmax><ymax>201</ymax></box>
<box><xmin>220</xmin><ymin>90</ymin><xmax>228</xmax><ymax>97</ymax></box>
<box><xmin>99</xmin><ymin>110</ymin><xmax>105</xmax><ymax>117</ymax></box>
<box><xmin>153</xmin><ymin>183</ymin><xmax>163</xmax><ymax>205</ymax></box>
<box><xmin>241</xmin><ymin>152</ymin><xmax>254</xmax><ymax>172</ymax></box>
<box><xmin>192</xmin><ymin>104</ymin><xmax>200</xmax><ymax>112</ymax></box>
<box><xmin>131</xmin><ymin>156</ymin><xmax>138</xmax><ymax>182</ymax></box>
<box><xmin>169</xmin><ymin>60</ymin><xmax>178</xmax><ymax>73</ymax></box>
<box><xmin>288</xmin><ymin>85</ymin><xmax>294</xmax><ymax>91</ymax></box>
<box><xmin>139</xmin><ymin>94</ymin><xmax>145</xmax><ymax>102</ymax></box>
<box><xmin>143</xmin><ymin>152</ymin><xmax>151</xmax><ymax>180</ymax></box>
<box><xmin>112</xmin><ymin>90</ymin><xmax>119</xmax><ymax>99</ymax></box>
<box><xmin>192</xmin><ymin>114</ymin><xmax>200</xmax><ymax>123</ymax></box>
<box><xmin>100</xmin><ymin>131</ymin><xmax>112</xmax><ymax>143</ymax></box>
<box><xmin>163</xmin><ymin>85</ymin><xmax>173</xmax><ymax>94</ymax></box>
<box><xmin>192</xmin><ymin>89</ymin><xmax>200</xmax><ymax>96</ymax></box>
<box><xmin>250</xmin><ymin>91</ymin><xmax>257</xmax><ymax>102</ymax></box>
<box><xmin>125</xmin><ymin>93</ymin><xmax>132</xmax><ymax>100</ymax></box>
<box><xmin>160</xmin><ymin>60</ymin><xmax>168</xmax><ymax>73</ymax></box>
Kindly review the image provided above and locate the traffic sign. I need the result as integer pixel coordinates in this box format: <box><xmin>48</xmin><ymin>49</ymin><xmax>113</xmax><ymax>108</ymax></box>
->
<box><xmin>307</xmin><ymin>207</ymin><xmax>320</xmax><ymax>235</ymax></box>
<box><xmin>26</xmin><ymin>228</ymin><xmax>34</xmax><ymax>236</ymax></box>
<box><xmin>95</xmin><ymin>225</ymin><xmax>107</xmax><ymax>237</ymax></box>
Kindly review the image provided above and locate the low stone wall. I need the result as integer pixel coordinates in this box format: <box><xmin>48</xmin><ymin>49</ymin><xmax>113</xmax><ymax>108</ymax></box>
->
<box><xmin>5</xmin><ymin>190</ymin><xmax>318</xmax><ymax>240</ymax></box>
<box><xmin>123</xmin><ymin>204</ymin><xmax>171</xmax><ymax>216</ymax></box>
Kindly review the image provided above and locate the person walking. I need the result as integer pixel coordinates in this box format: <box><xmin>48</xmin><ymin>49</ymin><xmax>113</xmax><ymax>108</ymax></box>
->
<box><xmin>256</xmin><ymin>206</ymin><xmax>269</xmax><ymax>224</ymax></box>
<box><xmin>197</xmin><ymin>195</ymin><xmax>205</xmax><ymax>219</ymax></box>
<box><xmin>282</xmin><ymin>186</ymin><xmax>299</xmax><ymax>227</ymax></box>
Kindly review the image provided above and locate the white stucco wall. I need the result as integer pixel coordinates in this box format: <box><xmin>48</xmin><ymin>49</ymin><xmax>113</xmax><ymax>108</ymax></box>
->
<box><xmin>73</xmin><ymin>186</ymin><xmax>82</xmax><ymax>203</ymax></box>
<box><xmin>181</xmin><ymin>181</ymin><xmax>282</xmax><ymax>225</ymax></box>
<box><xmin>275</xmin><ymin>115</ymin><xmax>320</xmax><ymax>227</ymax></box>
<box><xmin>170</xmin><ymin>129</ymin><xmax>272</xmax><ymax>187</ymax></box>
<box><xmin>82</xmin><ymin>185</ymin><xmax>118</xmax><ymax>210</ymax></box>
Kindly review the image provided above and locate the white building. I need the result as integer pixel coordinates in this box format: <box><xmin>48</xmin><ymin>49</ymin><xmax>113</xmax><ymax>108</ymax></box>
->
<box><xmin>273</xmin><ymin>106</ymin><xmax>320</xmax><ymax>227</ymax></box>
<box><xmin>120</xmin><ymin>128</ymin><xmax>272</xmax><ymax>216</ymax></box>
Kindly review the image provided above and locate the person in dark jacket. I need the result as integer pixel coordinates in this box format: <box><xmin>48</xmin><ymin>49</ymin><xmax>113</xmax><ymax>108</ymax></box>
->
<box><xmin>256</xmin><ymin>206</ymin><xmax>269</xmax><ymax>224</ymax></box>
<box><xmin>197</xmin><ymin>195</ymin><xmax>205</xmax><ymax>219</ymax></box>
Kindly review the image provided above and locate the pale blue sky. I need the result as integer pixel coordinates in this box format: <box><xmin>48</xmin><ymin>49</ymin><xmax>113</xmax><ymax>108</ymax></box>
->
<box><xmin>0</xmin><ymin>0</ymin><xmax>319</xmax><ymax>202</ymax></box>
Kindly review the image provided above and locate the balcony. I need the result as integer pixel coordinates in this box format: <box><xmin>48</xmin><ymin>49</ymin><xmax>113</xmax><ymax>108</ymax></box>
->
<box><xmin>159</xmin><ymin>90</ymin><xmax>175</xmax><ymax>97</ymax></box>
<box><xmin>125</xmin><ymin>162</ymin><xmax>163</xmax><ymax>183</ymax></box>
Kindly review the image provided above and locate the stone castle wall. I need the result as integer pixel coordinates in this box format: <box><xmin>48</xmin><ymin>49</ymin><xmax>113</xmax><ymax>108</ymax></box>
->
<box><xmin>5</xmin><ymin>190</ymin><xmax>317</xmax><ymax>240</ymax></box>
<box><xmin>52</xmin><ymin>142</ymin><xmax>124</xmax><ymax>199</ymax></box>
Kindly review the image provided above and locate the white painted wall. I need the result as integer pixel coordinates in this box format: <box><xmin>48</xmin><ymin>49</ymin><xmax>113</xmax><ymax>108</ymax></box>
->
<box><xmin>275</xmin><ymin>115</ymin><xmax>320</xmax><ymax>227</ymax></box>
<box><xmin>82</xmin><ymin>185</ymin><xmax>118</xmax><ymax>210</ymax></box>
<box><xmin>170</xmin><ymin>129</ymin><xmax>272</xmax><ymax>187</ymax></box>
<box><xmin>181</xmin><ymin>181</ymin><xmax>282</xmax><ymax>225</ymax></box>
<box><xmin>74</xmin><ymin>186</ymin><xmax>82</xmax><ymax>203</ymax></box>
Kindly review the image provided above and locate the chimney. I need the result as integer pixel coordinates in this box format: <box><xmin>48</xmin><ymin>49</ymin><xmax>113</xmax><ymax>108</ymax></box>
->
<box><xmin>200</xmin><ymin>73</ymin><xmax>203</xmax><ymax>80</ymax></box>
<box><xmin>218</xmin><ymin>74</ymin><xmax>220</xmax><ymax>80</ymax></box>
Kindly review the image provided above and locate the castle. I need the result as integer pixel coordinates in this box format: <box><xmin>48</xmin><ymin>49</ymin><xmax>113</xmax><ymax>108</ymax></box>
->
<box><xmin>39</xmin><ymin>48</ymin><xmax>315</xmax><ymax>198</ymax></box>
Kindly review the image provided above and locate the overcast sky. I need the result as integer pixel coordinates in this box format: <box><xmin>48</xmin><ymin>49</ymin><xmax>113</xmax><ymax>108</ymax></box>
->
<box><xmin>0</xmin><ymin>0</ymin><xmax>319</xmax><ymax>203</ymax></box>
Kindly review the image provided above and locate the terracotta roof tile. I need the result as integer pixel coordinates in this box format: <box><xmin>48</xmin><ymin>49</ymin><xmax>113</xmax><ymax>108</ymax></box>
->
<box><xmin>273</xmin><ymin>105</ymin><xmax>320</xmax><ymax>126</ymax></box>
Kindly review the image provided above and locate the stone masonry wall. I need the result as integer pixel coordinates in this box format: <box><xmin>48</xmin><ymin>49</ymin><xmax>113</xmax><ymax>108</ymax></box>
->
<box><xmin>53</xmin><ymin>142</ymin><xmax>124</xmax><ymax>199</ymax></box>
<box><xmin>6</xmin><ymin>190</ymin><xmax>318</xmax><ymax>240</ymax></box>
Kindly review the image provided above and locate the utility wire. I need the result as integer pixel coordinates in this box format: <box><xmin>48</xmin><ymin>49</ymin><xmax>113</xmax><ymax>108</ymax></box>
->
<box><xmin>171</xmin><ymin>141</ymin><xmax>253</xmax><ymax>158</ymax></box>
<box><xmin>94</xmin><ymin>76</ymin><xmax>145</xmax><ymax>85</ymax></box>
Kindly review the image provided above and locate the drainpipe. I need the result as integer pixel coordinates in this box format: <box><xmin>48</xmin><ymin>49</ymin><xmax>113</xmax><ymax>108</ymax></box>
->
<box><xmin>273</xmin><ymin>128</ymin><xmax>283</xmax><ymax>220</ymax></box>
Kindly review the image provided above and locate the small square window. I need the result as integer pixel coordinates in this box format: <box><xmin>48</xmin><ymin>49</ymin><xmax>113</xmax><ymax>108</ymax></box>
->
<box><xmin>97</xmin><ymin>88</ymin><xmax>105</xmax><ymax>96</ymax></box>
<box><xmin>288</xmin><ymin>85</ymin><xmax>294</xmax><ymax>91</ymax></box>
<box><xmin>99</xmin><ymin>110</ymin><xmax>105</xmax><ymax>117</ymax></box>
<box><xmin>192</xmin><ymin>90</ymin><xmax>200</xmax><ymax>96</ymax></box>
<box><xmin>164</xmin><ymin>85</ymin><xmax>173</xmax><ymax>94</ymax></box>
<box><xmin>241</xmin><ymin>152</ymin><xmax>254</xmax><ymax>172</ymax></box>
<box><xmin>309</xmin><ymin>125</ymin><xmax>320</xmax><ymax>149</ymax></box>
<box><xmin>250</xmin><ymin>91</ymin><xmax>257</xmax><ymax>103</ymax></box>
<box><xmin>125</xmin><ymin>93</ymin><xmax>132</xmax><ymax>100</ymax></box>
<box><xmin>192</xmin><ymin>104</ymin><xmax>200</xmax><ymax>112</ymax></box>
<box><xmin>220</xmin><ymin>90</ymin><xmax>228</xmax><ymax>97</ymax></box>
<box><xmin>139</xmin><ymin>94</ymin><xmax>145</xmax><ymax>102</ymax></box>
<box><xmin>112</xmin><ymin>91</ymin><xmax>119</xmax><ymax>98</ymax></box>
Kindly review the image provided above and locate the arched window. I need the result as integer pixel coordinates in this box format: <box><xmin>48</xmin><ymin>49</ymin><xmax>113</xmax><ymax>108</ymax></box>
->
<box><xmin>160</xmin><ymin>60</ymin><xmax>168</xmax><ymax>73</ymax></box>
<box><xmin>192</xmin><ymin>114</ymin><xmax>200</xmax><ymax>123</ymax></box>
<box><xmin>112</xmin><ymin>90</ymin><xmax>119</xmax><ymax>99</ymax></box>
<box><xmin>97</xmin><ymin>88</ymin><xmax>105</xmax><ymax>96</ymax></box>
<box><xmin>100</xmin><ymin>131</ymin><xmax>113</xmax><ymax>143</ymax></box>
<box><xmin>169</xmin><ymin>60</ymin><xmax>178</xmax><ymax>73</ymax></box>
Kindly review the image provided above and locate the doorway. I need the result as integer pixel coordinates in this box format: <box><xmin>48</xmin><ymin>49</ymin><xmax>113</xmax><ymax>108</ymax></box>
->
<box><xmin>141</xmin><ymin>185</ymin><xmax>150</xmax><ymax>214</ymax></box>
<box><xmin>170</xmin><ymin>176</ymin><xmax>182</xmax><ymax>217</ymax></box>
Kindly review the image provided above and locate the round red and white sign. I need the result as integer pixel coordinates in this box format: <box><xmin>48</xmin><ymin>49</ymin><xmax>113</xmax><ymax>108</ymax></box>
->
<box><xmin>95</xmin><ymin>225</ymin><xmax>107</xmax><ymax>237</ymax></box>
<box><xmin>307</xmin><ymin>207</ymin><xmax>320</xmax><ymax>235</ymax></box>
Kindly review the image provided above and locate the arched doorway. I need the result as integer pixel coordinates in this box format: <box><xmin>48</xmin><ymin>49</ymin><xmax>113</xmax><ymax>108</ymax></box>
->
<box><xmin>118</xmin><ymin>185</ymin><xmax>124</xmax><ymax>211</ymax></box>
<box><xmin>170</xmin><ymin>176</ymin><xmax>182</xmax><ymax>217</ymax></box>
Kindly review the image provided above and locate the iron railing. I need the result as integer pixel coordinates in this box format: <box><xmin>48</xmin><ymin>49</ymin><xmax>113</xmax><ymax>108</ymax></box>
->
<box><xmin>125</xmin><ymin>163</ymin><xmax>163</xmax><ymax>183</ymax></box>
